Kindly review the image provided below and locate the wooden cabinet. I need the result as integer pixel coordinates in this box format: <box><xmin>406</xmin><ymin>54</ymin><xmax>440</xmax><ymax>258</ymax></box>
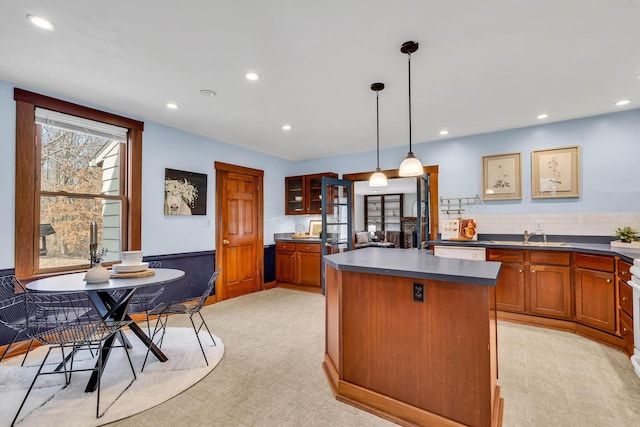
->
<box><xmin>574</xmin><ymin>253</ymin><xmax>616</xmax><ymax>333</ymax></box>
<box><xmin>364</xmin><ymin>193</ymin><xmax>403</xmax><ymax>232</ymax></box>
<box><xmin>275</xmin><ymin>241</ymin><xmax>321</xmax><ymax>288</ymax></box>
<box><xmin>617</xmin><ymin>259</ymin><xmax>634</xmax><ymax>356</ymax></box>
<box><xmin>529</xmin><ymin>250</ymin><xmax>572</xmax><ymax>319</ymax></box>
<box><xmin>488</xmin><ymin>249</ymin><xmax>571</xmax><ymax>318</ymax></box>
<box><xmin>285</xmin><ymin>172</ymin><xmax>337</xmax><ymax>215</ymax></box>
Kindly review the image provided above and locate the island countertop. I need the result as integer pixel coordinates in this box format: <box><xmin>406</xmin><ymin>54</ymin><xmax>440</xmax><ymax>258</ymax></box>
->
<box><xmin>324</xmin><ymin>247</ymin><xmax>501</xmax><ymax>286</ymax></box>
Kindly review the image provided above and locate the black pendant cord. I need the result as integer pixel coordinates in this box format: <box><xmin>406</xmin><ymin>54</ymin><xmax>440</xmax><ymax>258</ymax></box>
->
<box><xmin>376</xmin><ymin>90</ymin><xmax>380</xmax><ymax>169</ymax></box>
<box><xmin>408</xmin><ymin>51</ymin><xmax>412</xmax><ymax>153</ymax></box>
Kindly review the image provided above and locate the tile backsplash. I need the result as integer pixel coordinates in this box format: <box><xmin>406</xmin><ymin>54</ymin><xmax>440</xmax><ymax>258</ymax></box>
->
<box><xmin>439</xmin><ymin>212</ymin><xmax>640</xmax><ymax>237</ymax></box>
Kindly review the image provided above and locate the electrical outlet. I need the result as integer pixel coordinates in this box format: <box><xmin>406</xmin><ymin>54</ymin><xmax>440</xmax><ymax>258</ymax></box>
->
<box><xmin>535</xmin><ymin>220</ymin><xmax>543</xmax><ymax>231</ymax></box>
<box><xmin>413</xmin><ymin>283</ymin><xmax>424</xmax><ymax>303</ymax></box>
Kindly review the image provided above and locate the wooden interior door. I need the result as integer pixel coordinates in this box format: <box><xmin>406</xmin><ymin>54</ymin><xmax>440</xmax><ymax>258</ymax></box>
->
<box><xmin>215</xmin><ymin>162</ymin><xmax>263</xmax><ymax>300</ymax></box>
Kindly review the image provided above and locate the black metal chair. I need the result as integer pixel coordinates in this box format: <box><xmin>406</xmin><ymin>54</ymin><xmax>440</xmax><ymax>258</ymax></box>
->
<box><xmin>0</xmin><ymin>275</ymin><xmax>35</xmax><ymax>365</ymax></box>
<box><xmin>12</xmin><ymin>291</ymin><xmax>136</xmax><ymax>426</ymax></box>
<box><xmin>142</xmin><ymin>269</ymin><xmax>220</xmax><ymax>370</ymax></box>
<box><xmin>110</xmin><ymin>260</ymin><xmax>165</xmax><ymax>334</ymax></box>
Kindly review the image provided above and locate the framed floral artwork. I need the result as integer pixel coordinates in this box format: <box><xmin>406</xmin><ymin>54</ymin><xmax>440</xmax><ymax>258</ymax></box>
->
<box><xmin>164</xmin><ymin>168</ymin><xmax>208</xmax><ymax>215</ymax></box>
<box><xmin>482</xmin><ymin>152</ymin><xmax>522</xmax><ymax>200</ymax></box>
<box><xmin>531</xmin><ymin>146</ymin><xmax>580</xmax><ymax>198</ymax></box>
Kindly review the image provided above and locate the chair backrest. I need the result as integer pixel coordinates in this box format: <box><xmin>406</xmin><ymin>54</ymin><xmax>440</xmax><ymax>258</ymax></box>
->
<box><xmin>194</xmin><ymin>269</ymin><xmax>220</xmax><ymax>311</ymax></box>
<box><xmin>0</xmin><ymin>275</ymin><xmax>27</xmax><ymax>329</ymax></box>
<box><xmin>148</xmin><ymin>260</ymin><xmax>162</xmax><ymax>269</ymax></box>
<box><xmin>25</xmin><ymin>291</ymin><xmax>100</xmax><ymax>340</ymax></box>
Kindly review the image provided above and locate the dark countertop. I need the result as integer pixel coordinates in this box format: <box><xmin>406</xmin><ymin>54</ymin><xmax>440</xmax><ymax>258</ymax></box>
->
<box><xmin>275</xmin><ymin>237</ymin><xmax>322</xmax><ymax>243</ymax></box>
<box><xmin>429</xmin><ymin>239</ymin><xmax>640</xmax><ymax>263</ymax></box>
<box><xmin>324</xmin><ymin>247</ymin><xmax>501</xmax><ymax>286</ymax></box>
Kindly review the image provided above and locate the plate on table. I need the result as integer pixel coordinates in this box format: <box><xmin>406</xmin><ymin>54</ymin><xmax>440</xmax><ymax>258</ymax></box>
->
<box><xmin>112</xmin><ymin>262</ymin><xmax>149</xmax><ymax>273</ymax></box>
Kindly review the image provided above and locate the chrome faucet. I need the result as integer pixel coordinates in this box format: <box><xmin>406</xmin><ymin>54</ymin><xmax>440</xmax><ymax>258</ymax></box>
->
<box><xmin>524</xmin><ymin>230</ymin><xmax>547</xmax><ymax>243</ymax></box>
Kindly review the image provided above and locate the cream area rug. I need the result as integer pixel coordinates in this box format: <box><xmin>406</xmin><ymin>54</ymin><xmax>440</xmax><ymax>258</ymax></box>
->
<box><xmin>0</xmin><ymin>327</ymin><xmax>224</xmax><ymax>426</ymax></box>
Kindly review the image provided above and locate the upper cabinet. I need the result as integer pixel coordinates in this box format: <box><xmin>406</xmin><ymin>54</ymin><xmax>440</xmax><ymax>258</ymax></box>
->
<box><xmin>285</xmin><ymin>173</ymin><xmax>337</xmax><ymax>215</ymax></box>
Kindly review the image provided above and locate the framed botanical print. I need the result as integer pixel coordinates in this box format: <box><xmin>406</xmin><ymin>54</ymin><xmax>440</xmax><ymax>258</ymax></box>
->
<box><xmin>531</xmin><ymin>146</ymin><xmax>580</xmax><ymax>198</ymax></box>
<box><xmin>482</xmin><ymin>152</ymin><xmax>522</xmax><ymax>200</ymax></box>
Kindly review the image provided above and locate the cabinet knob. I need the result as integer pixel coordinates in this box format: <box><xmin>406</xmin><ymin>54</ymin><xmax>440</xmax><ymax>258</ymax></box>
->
<box><xmin>223</xmin><ymin>239</ymin><xmax>230</xmax><ymax>245</ymax></box>
<box><xmin>623</xmin><ymin>296</ymin><xmax>629</xmax><ymax>301</ymax></box>
<box><xmin>606</xmin><ymin>279</ymin><xmax>611</xmax><ymax>283</ymax></box>
<box><xmin>531</xmin><ymin>270</ymin><xmax>536</xmax><ymax>273</ymax></box>
<box><xmin>621</xmin><ymin>271</ymin><xmax>628</xmax><ymax>275</ymax></box>
<box><xmin>623</xmin><ymin>327</ymin><xmax>630</xmax><ymax>333</ymax></box>
<box><xmin>518</xmin><ymin>269</ymin><xmax>523</xmax><ymax>273</ymax></box>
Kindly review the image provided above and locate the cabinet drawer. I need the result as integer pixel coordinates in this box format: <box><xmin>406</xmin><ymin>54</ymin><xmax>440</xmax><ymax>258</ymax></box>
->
<box><xmin>620</xmin><ymin>281</ymin><xmax>633</xmax><ymax>318</ymax></box>
<box><xmin>575</xmin><ymin>253</ymin><xmax>614</xmax><ymax>272</ymax></box>
<box><xmin>296</xmin><ymin>243</ymin><xmax>321</xmax><ymax>253</ymax></box>
<box><xmin>618</xmin><ymin>260</ymin><xmax>632</xmax><ymax>281</ymax></box>
<box><xmin>487</xmin><ymin>249</ymin><xmax>524</xmax><ymax>262</ymax></box>
<box><xmin>620</xmin><ymin>308</ymin><xmax>634</xmax><ymax>357</ymax></box>
<box><xmin>276</xmin><ymin>242</ymin><xmax>295</xmax><ymax>252</ymax></box>
<box><xmin>530</xmin><ymin>251</ymin><xmax>570</xmax><ymax>266</ymax></box>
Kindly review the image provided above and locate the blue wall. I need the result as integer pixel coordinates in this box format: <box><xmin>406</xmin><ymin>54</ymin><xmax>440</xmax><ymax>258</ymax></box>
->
<box><xmin>295</xmin><ymin>108</ymin><xmax>640</xmax><ymax>214</ymax></box>
<box><xmin>1</xmin><ymin>78</ymin><xmax>639</xmax><ymax>272</ymax></box>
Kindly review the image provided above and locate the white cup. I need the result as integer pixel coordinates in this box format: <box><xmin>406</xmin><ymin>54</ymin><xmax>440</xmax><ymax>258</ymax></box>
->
<box><xmin>120</xmin><ymin>250</ymin><xmax>143</xmax><ymax>265</ymax></box>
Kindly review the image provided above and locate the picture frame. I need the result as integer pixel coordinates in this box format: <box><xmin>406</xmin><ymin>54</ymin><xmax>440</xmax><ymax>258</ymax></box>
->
<box><xmin>164</xmin><ymin>168</ymin><xmax>208</xmax><ymax>215</ymax></box>
<box><xmin>482</xmin><ymin>152</ymin><xmax>522</xmax><ymax>200</ymax></box>
<box><xmin>531</xmin><ymin>146</ymin><xmax>580</xmax><ymax>198</ymax></box>
<box><xmin>309</xmin><ymin>220</ymin><xmax>322</xmax><ymax>237</ymax></box>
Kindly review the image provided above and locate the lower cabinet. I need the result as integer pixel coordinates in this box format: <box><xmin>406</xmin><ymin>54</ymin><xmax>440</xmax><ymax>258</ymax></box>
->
<box><xmin>530</xmin><ymin>264</ymin><xmax>572</xmax><ymax>318</ymax></box>
<box><xmin>574</xmin><ymin>253</ymin><xmax>616</xmax><ymax>333</ymax></box>
<box><xmin>488</xmin><ymin>249</ymin><xmax>571</xmax><ymax>318</ymax></box>
<box><xmin>275</xmin><ymin>241</ymin><xmax>321</xmax><ymax>288</ymax></box>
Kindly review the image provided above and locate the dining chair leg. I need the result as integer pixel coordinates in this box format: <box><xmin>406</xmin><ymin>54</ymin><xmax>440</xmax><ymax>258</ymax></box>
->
<box><xmin>141</xmin><ymin>314</ymin><xmax>168</xmax><ymax>372</ymax></box>
<box><xmin>20</xmin><ymin>338</ymin><xmax>36</xmax><ymax>366</ymax></box>
<box><xmin>0</xmin><ymin>331</ymin><xmax>20</xmax><ymax>363</ymax></box>
<box><xmin>189</xmin><ymin>313</ymin><xmax>215</xmax><ymax>366</ymax></box>
<box><xmin>12</xmin><ymin>346</ymin><xmax>55</xmax><ymax>426</ymax></box>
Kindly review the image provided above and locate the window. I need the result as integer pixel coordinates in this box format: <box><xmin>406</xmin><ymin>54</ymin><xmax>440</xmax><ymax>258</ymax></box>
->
<box><xmin>14</xmin><ymin>89</ymin><xmax>143</xmax><ymax>278</ymax></box>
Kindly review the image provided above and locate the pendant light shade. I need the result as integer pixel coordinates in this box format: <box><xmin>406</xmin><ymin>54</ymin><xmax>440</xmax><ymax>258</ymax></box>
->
<box><xmin>398</xmin><ymin>41</ymin><xmax>424</xmax><ymax>177</ymax></box>
<box><xmin>369</xmin><ymin>82</ymin><xmax>388</xmax><ymax>187</ymax></box>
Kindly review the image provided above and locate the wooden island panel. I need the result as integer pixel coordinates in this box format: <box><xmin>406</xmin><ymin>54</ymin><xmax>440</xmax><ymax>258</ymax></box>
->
<box><xmin>324</xmin><ymin>259</ymin><xmax>502</xmax><ymax>427</ymax></box>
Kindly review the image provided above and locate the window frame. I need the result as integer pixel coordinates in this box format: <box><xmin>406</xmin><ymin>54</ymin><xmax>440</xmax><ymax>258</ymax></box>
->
<box><xmin>14</xmin><ymin>88</ymin><xmax>144</xmax><ymax>279</ymax></box>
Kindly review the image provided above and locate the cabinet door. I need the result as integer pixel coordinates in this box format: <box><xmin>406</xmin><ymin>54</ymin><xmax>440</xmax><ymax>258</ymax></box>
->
<box><xmin>529</xmin><ymin>265</ymin><xmax>571</xmax><ymax>318</ymax></box>
<box><xmin>275</xmin><ymin>249</ymin><xmax>296</xmax><ymax>283</ymax></box>
<box><xmin>305</xmin><ymin>174</ymin><xmax>324</xmax><ymax>214</ymax></box>
<box><xmin>575</xmin><ymin>268</ymin><xmax>616</xmax><ymax>332</ymax></box>
<box><xmin>495</xmin><ymin>262</ymin><xmax>525</xmax><ymax>313</ymax></box>
<box><xmin>297</xmin><ymin>251</ymin><xmax>321</xmax><ymax>286</ymax></box>
<box><xmin>285</xmin><ymin>176</ymin><xmax>304</xmax><ymax>215</ymax></box>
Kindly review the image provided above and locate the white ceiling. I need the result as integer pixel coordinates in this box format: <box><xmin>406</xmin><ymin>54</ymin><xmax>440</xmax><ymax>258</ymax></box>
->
<box><xmin>1</xmin><ymin>1</ymin><xmax>639</xmax><ymax>161</ymax></box>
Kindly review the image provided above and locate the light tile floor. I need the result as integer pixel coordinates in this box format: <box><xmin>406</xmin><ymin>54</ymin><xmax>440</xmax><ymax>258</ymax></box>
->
<box><xmin>108</xmin><ymin>288</ymin><xmax>640</xmax><ymax>427</ymax></box>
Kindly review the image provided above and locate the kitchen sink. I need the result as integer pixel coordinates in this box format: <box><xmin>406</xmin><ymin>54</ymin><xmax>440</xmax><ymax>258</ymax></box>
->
<box><xmin>487</xmin><ymin>241</ymin><xmax>570</xmax><ymax>247</ymax></box>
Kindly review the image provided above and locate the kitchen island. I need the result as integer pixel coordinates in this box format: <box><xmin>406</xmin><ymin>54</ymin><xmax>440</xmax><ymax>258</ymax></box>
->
<box><xmin>323</xmin><ymin>247</ymin><xmax>503</xmax><ymax>427</ymax></box>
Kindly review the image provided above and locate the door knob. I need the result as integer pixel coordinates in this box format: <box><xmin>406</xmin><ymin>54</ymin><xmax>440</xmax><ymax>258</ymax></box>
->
<box><xmin>223</xmin><ymin>239</ymin><xmax>229</xmax><ymax>245</ymax></box>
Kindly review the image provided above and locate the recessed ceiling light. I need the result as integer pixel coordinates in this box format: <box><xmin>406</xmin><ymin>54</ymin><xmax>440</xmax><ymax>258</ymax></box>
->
<box><xmin>537</xmin><ymin>113</ymin><xmax>548</xmax><ymax>120</ymax></box>
<box><xmin>282</xmin><ymin>124</ymin><xmax>292</xmax><ymax>131</ymax></box>
<box><xmin>199</xmin><ymin>89</ymin><xmax>216</xmax><ymax>97</ymax></box>
<box><xmin>27</xmin><ymin>15</ymin><xmax>55</xmax><ymax>31</ymax></box>
<box><xmin>615</xmin><ymin>99</ymin><xmax>631</xmax><ymax>106</ymax></box>
<box><xmin>245</xmin><ymin>72</ymin><xmax>259</xmax><ymax>81</ymax></box>
<box><xmin>166</xmin><ymin>103</ymin><xmax>178</xmax><ymax>109</ymax></box>
<box><xmin>439</xmin><ymin>130</ymin><xmax>449</xmax><ymax>136</ymax></box>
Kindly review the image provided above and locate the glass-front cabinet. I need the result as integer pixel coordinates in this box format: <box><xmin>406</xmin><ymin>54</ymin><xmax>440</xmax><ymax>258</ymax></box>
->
<box><xmin>285</xmin><ymin>172</ymin><xmax>337</xmax><ymax>215</ymax></box>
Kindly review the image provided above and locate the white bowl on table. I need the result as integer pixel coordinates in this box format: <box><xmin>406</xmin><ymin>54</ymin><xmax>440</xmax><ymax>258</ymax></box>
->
<box><xmin>120</xmin><ymin>250</ymin><xmax>143</xmax><ymax>265</ymax></box>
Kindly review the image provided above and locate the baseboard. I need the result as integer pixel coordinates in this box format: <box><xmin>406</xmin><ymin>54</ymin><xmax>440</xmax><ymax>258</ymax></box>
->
<box><xmin>263</xmin><ymin>280</ymin><xmax>277</xmax><ymax>290</ymax></box>
<box><xmin>276</xmin><ymin>283</ymin><xmax>322</xmax><ymax>294</ymax></box>
<box><xmin>498</xmin><ymin>310</ymin><xmax>626</xmax><ymax>352</ymax></box>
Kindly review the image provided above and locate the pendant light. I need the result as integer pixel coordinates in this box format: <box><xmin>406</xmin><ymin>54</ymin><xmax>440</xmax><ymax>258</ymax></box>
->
<box><xmin>398</xmin><ymin>40</ymin><xmax>424</xmax><ymax>177</ymax></box>
<box><xmin>369</xmin><ymin>82</ymin><xmax>388</xmax><ymax>187</ymax></box>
